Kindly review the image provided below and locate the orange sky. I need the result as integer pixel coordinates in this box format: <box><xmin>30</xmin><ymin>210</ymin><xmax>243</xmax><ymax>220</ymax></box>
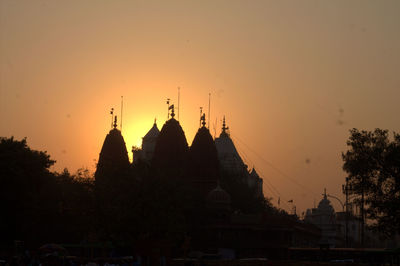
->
<box><xmin>1</xmin><ymin>0</ymin><xmax>400</xmax><ymax>214</ymax></box>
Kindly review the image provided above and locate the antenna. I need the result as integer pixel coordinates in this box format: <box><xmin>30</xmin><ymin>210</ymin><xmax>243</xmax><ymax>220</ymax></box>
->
<box><xmin>178</xmin><ymin>87</ymin><xmax>180</xmax><ymax>121</ymax></box>
<box><xmin>110</xmin><ymin>108</ymin><xmax>114</xmax><ymax>129</ymax></box>
<box><xmin>166</xmin><ymin>98</ymin><xmax>170</xmax><ymax>119</ymax></box>
<box><xmin>208</xmin><ymin>93</ymin><xmax>211</xmax><ymax>129</ymax></box>
<box><xmin>120</xmin><ymin>96</ymin><xmax>123</xmax><ymax>131</ymax></box>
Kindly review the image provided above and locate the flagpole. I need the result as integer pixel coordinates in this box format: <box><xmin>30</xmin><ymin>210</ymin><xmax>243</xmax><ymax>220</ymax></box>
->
<box><xmin>208</xmin><ymin>93</ymin><xmax>211</xmax><ymax>129</ymax></box>
<box><xmin>120</xmin><ymin>96</ymin><xmax>123</xmax><ymax>131</ymax></box>
<box><xmin>167</xmin><ymin>98</ymin><xmax>170</xmax><ymax>120</ymax></box>
<box><xmin>178</xmin><ymin>87</ymin><xmax>180</xmax><ymax>121</ymax></box>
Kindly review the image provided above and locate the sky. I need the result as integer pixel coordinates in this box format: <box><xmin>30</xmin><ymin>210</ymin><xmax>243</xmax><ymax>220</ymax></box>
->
<box><xmin>1</xmin><ymin>0</ymin><xmax>400</xmax><ymax>214</ymax></box>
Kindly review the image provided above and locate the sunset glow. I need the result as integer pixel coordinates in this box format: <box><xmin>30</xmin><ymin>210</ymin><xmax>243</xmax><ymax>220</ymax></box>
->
<box><xmin>1</xmin><ymin>0</ymin><xmax>400</xmax><ymax>215</ymax></box>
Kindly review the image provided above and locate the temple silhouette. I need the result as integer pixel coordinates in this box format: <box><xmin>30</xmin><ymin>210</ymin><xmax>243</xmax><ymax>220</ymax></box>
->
<box><xmin>94</xmin><ymin>105</ymin><xmax>320</xmax><ymax>259</ymax></box>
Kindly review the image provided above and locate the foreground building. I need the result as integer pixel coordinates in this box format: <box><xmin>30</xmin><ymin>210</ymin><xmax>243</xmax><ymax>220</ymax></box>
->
<box><xmin>95</xmin><ymin>108</ymin><xmax>322</xmax><ymax>259</ymax></box>
<box><xmin>133</xmin><ymin>115</ymin><xmax>264</xmax><ymax>198</ymax></box>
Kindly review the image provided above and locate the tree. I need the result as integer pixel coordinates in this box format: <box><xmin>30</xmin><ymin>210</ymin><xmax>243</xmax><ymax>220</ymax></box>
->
<box><xmin>0</xmin><ymin>137</ymin><xmax>57</xmax><ymax>245</ymax></box>
<box><xmin>342</xmin><ymin>128</ymin><xmax>400</xmax><ymax>238</ymax></box>
<box><xmin>54</xmin><ymin>168</ymin><xmax>95</xmax><ymax>242</ymax></box>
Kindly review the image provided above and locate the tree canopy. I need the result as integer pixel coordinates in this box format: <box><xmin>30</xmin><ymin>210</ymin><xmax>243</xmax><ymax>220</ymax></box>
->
<box><xmin>0</xmin><ymin>135</ymin><xmax>279</xmax><ymax>251</ymax></box>
<box><xmin>342</xmin><ymin>128</ymin><xmax>400</xmax><ymax>237</ymax></box>
<box><xmin>0</xmin><ymin>137</ymin><xmax>95</xmax><ymax>246</ymax></box>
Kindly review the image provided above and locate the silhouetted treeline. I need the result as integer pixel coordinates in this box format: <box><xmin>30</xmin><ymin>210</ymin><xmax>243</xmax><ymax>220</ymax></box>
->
<box><xmin>343</xmin><ymin>128</ymin><xmax>400</xmax><ymax>237</ymax></box>
<box><xmin>0</xmin><ymin>136</ymin><xmax>286</xmax><ymax>250</ymax></box>
<box><xmin>0</xmin><ymin>137</ymin><xmax>94</xmax><ymax>247</ymax></box>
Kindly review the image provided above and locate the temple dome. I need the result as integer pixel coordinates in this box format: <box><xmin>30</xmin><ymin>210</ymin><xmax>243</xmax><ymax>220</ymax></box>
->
<box><xmin>152</xmin><ymin>118</ymin><xmax>188</xmax><ymax>174</ymax></box>
<box><xmin>215</xmin><ymin>118</ymin><xmax>247</xmax><ymax>176</ymax></box>
<box><xmin>188</xmin><ymin>125</ymin><xmax>219</xmax><ymax>195</ymax></box>
<box><xmin>317</xmin><ymin>195</ymin><xmax>335</xmax><ymax>215</ymax></box>
<box><xmin>189</xmin><ymin>126</ymin><xmax>219</xmax><ymax>178</ymax></box>
<box><xmin>206</xmin><ymin>184</ymin><xmax>231</xmax><ymax>207</ymax></box>
<box><xmin>95</xmin><ymin>127</ymin><xmax>130</xmax><ymax>181</ymax></box>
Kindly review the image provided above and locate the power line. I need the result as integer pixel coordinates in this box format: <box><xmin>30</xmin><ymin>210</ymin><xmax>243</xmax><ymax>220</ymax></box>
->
<box><xmin>231</xmin><ymin>134</ymin><xmax>319</xmax><ymax>198</ymax></box>
<box><xmin>233</xmin><ymin>136</ymin><xmax>291</xmax><ymax>209</ymax></box>
<box><xmin>256</xmin><ymin>167</ymin><xmax>291</xmax><ymax>209</ymax></box>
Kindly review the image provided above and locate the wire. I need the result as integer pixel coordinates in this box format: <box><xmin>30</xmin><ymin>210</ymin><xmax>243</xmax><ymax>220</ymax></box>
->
<box><xmin>231</xmin><ymin>136</ymin><xmax>291</xmax><ymax>209</ymax></box>
<box><xmin>231</xmin><ymin>134</ymin><xmax>319</xmax><ymax>198</ymax></box>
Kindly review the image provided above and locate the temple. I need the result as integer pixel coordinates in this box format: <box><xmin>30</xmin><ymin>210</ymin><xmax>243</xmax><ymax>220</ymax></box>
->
<box><xmin>94</xmin><ymin>106</ymin><xmax>321</xmax><ymax>259</ymax></box>
<box><xmin>131</xmin><ymin>114</ymin><xmax>264</xmax><ymax>198</ymax></box>
<box><xmin>95</xmin><ymin>116</ymin><xmax>130</xmax><ymax>187</ymax></box>
<box><xmin>214</xmin><ymin>116</ymin><xmax>263</xmax><ymax>198</ymax></box>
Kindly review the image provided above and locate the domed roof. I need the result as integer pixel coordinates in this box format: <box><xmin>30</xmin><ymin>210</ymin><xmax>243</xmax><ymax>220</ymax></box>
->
<box><xmin>152</xmin><ymin>118</ymin><xmax>188</xmax><ymax>173</ymax></box>
<box><xmin>206</xmin><ymin>184</ymin><xmax>231</xmax><ymax>206</ymax></box>
<box><xmin>95</xmin><ymin>127</ymin><xmax>130</xmax><ymax>179</ymax></box>
<box><xmin>143</xmin><ymin>121</ymin><xmax>159</xmax><ymax>140</ymax></box>
<box><xmin>317</xmin><ymin>189</ymin><xmax>335</xmax><ymax>215</ymax></box>
<box><xmin>318</xmin><ymin>196</ymin><xmax>335</xmax><ymax>215</ymax></box>
<box><xmin>188</xmin><ymin>126</ymin><xmax>219</xmax><ymax>179</ymax></box>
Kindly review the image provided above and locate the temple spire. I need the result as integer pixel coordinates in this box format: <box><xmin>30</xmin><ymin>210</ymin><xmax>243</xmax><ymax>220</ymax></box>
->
<box><xmin>201</xmin><ymin>113</ymin><xmax>206</xmax><ymax>127</ymax></box>
<box><xmin>222</xmin><ymin>116</ymin><xmax>229</xmax><ymax>133</ymax></box>
<box><xmin>199</xmin><ymin>107</ymin><xmax>203</xmax><ymax>127</ymax></box>
<box><xmin>113</xmin><ymin>116</ymin><xmax>118</xmax><ymax>129</ymax></box>
<box><xmin>170</xmin><ymin>104</ymin><xmax>175</xmax><ymax>118</ymax></box>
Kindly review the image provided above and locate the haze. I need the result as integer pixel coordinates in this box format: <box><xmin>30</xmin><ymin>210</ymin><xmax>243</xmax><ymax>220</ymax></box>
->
<box><xmin>1</xmin><ymin>0</ymin><xmax>399</xmax><ymax>214</ymax></box>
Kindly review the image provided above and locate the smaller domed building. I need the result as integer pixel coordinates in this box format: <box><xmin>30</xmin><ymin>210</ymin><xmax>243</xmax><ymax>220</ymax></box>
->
<box><xmin>206</xmin><ymin>183</ymin><xmax>231</xmax><ymax>209</ymax></box>
<box><xmin>304</xmin><ymin>189</ymin><xmax>341</xmax><ymax>247</ymax></box>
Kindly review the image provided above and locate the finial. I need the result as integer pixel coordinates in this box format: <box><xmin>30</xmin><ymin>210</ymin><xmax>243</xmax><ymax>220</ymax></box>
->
<box><xmin>154</xmin><ymin>117</ymin><xmax>157</xmax><ymax>125</ymax></box>
<box><xmin>170</xmin><ymin>104</ymin><xmax>175</xmax><ymax>118</ymax></box>
<box><xmin>323</xmin><ymin>188</ymin><xmax>327</xmax><ymax>198</ymax></box>
<box><xmin>113</xmin><ymin>116</ymin><xmax>118</xmax><ymax>129</ymax></box>
<box><xmin>222</xmin><ymin>116</ymin><xmax>229</xmax><ymax>133</ymax></box>
<box><xmin>201</xmin><ymin>113</ymin><xmax>206</xmax><ymax>127</ymax></box>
